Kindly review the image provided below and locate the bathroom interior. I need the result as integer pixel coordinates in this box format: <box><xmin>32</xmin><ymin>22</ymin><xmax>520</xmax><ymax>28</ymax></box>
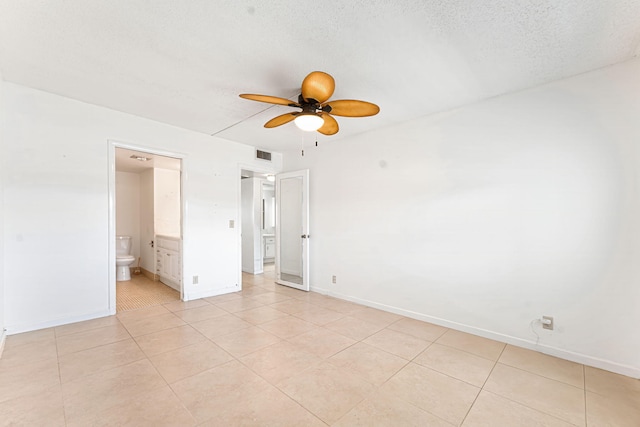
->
<box><xmin>115</xmin><ymin>147</ymin><xmax>182</xmax><ymax>312</ymax></box>
<box><xmin>241</xmin><ymin>170</ymin><xmax>276</xmax><ymax>277</ymax></box>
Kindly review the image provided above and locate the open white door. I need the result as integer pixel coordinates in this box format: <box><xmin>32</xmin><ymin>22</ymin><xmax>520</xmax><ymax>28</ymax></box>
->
<box><xmin>275</xmin><ymin>169</ymin><xmax>309</xmax><ymax>291</ymax></box>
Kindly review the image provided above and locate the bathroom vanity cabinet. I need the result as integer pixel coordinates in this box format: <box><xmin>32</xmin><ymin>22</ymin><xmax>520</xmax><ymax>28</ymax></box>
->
<box><xmin>263</xmin><ymin>235</ymin><xmax>275</xmax><ymax>261</ymax></box>
<box><xmin>156</xmin><ymin>235</ymin><xmax>181</xmax><ymax>291</ymax></box>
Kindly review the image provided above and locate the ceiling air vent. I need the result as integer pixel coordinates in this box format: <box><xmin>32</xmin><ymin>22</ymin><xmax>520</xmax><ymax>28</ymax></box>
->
<box><xmin>256</xmin><ymin>150</ymin><xmax>272</xmax><ymax>161</ymax></box>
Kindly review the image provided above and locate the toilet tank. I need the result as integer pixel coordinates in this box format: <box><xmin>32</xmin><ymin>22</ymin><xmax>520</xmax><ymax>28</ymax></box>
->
<box><xmin>116</xmin><ymin>235</ymin><xmax>132</xmax><ymax>256</ymax></box>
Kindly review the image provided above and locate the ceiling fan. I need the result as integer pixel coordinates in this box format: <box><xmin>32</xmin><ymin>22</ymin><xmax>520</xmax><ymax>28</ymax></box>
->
<box><xmin>239</xmin><ymin>71</ymin><xmax>379</xmax><ymax>135</ymax></box>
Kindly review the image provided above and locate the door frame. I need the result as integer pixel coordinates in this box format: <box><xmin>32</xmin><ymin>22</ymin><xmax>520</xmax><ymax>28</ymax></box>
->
<box><xmin>237</xmin><ymin>163</ymin><xmax>276</xmax><ymax>291</ymax></box>
<box><xmin>107</xmin><ymin>140</ymin><xmax>186</xmax><ymax>314</ymax></box>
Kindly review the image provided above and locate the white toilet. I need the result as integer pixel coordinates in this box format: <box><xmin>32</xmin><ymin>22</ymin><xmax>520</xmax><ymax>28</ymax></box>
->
<box><xmin>116</xmin><ymin>235</ymin><xmax>136</xmax><ymax>281</ymax></box>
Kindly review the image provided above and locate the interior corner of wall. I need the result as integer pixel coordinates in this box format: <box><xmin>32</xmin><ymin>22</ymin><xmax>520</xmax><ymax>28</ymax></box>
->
<box><xmin>0</xmin><ymin>328</ymin><xmax>7</xmax><ymax>359</ymax></box>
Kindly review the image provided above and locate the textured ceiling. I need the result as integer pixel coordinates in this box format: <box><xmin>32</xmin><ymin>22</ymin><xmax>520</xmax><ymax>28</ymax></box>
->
<box><xmin>1</xmin><ymin>1</ymin><xmax>639</xmax><ymax>152</ymax></box>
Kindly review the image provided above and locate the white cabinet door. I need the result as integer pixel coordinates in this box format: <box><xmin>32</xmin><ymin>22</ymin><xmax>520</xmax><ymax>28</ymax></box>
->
<box><xmin>169</xmin><ymin>251</ymin><xmax>181</xmax><ymax>283</ymax></box>
<box><xmin>162</xmin><ymin>250</ymin><xmax>173</xmax><ymax>278</ymax></box>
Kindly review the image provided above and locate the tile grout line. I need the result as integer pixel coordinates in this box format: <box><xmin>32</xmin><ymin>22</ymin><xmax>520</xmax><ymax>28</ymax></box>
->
<box><xmin>459</xmin><ymin>342</ymin><xmax>507</xmax><ymax>425</ymax></box>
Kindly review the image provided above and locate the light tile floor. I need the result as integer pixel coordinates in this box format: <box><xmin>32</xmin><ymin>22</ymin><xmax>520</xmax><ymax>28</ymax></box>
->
<box><xmin>1</xmin><ymin>271</ymin><xmax>639</xmax><ymax>426</ymax></box>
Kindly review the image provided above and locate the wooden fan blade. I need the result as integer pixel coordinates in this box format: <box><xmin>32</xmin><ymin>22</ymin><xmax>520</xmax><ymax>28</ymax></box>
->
<box><xmin>240</xmin><ymin>94</ymin><xmax>300</xmax><ymax>107</ymax></box>
<box><xmin>301</xmin><ymin>71</ymin><xmax>335</xmax><ymax>103</ymax></box>
<box><xmin>264</xmin><ymin>112</ymin><xmax>298</xmax><ymax>128</ymax></box>
<box><xmin>322</xmin><ymin>99</ymin><xmax>380</xmax><ymax>117</ymax></box>
<box><xmin>317</xmin><ymin>113</ymin><xmax>339</xmax><ymax>135</ymax></box>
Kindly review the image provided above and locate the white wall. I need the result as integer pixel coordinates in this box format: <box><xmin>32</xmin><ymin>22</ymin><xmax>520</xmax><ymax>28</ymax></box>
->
<box><xmin>262</xmin><ymin>184</ymin><xmax>275</xmax><ymax>235</ymax></box>
<box><xmin>2</xmin><ymin>82</ymin><xmax>281</xmax><ymax>333</ymax></box>
<box><xmin>0</xmin><ymin>76</ymin><xmax>6</xmax><ymax>355</ymax></box>
<box><xmin>284</xmin><ymin>58</ymin><xmax>640</xmax><ymax>378</ymax></box>
<box><xmin>115</xmin><ymin>171</ymin><xmax>141</xmax><ymax>261</ymax></box>
<box><xmin>241</xmin><ymin>178</ymin><xmax>263</xmax><ymax>274</ymax></box>
<box><xmin>241</xmin><ymin>178</ymin><xmax>255</xmax><ymax>273</ymax></box>
<box><xmin>154</xmin><ymin>168</ymin><xmax>180</xmax><ymax>237</ymax></box>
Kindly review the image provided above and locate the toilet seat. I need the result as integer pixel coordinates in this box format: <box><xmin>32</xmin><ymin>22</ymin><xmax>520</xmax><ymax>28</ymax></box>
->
<box><xmin>116</xmin><ymin>255</ymin><xmax>136</xmax><ymax>263</ymax></box>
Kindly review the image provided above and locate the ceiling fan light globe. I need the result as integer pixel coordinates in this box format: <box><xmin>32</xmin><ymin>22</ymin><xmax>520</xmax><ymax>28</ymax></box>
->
<box><xmin>294</xmin><ymin>114</ymin><xmax>324</xmax><ymax>132</ymax></box>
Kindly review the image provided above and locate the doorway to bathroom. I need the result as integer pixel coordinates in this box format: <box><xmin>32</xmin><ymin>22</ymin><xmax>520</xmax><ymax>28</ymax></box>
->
<box><xmin>240</xmin><ymin>168</ymin><xmax>276</xmax><ymax>283</ymax></box>
<box><xmin>110</xmin><ymin>144</ymin><xmax>183</xmax><ymax>313</ymax></box>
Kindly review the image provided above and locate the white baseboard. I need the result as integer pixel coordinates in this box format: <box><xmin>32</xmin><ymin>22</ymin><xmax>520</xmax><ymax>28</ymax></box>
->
<box><xmin>312</xmin><ymin>285</ymin><xmax>640</xmax><ymax>379</ymax></box>
<box><xmin>185</xmin><ymin>285</ymin><xmax>240</xmax><ymax>301</ymax></box>
<box><xmin>5</xmin><ymin>309</ymin><xmax>112</xmax><ymax>336</ymax></box>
